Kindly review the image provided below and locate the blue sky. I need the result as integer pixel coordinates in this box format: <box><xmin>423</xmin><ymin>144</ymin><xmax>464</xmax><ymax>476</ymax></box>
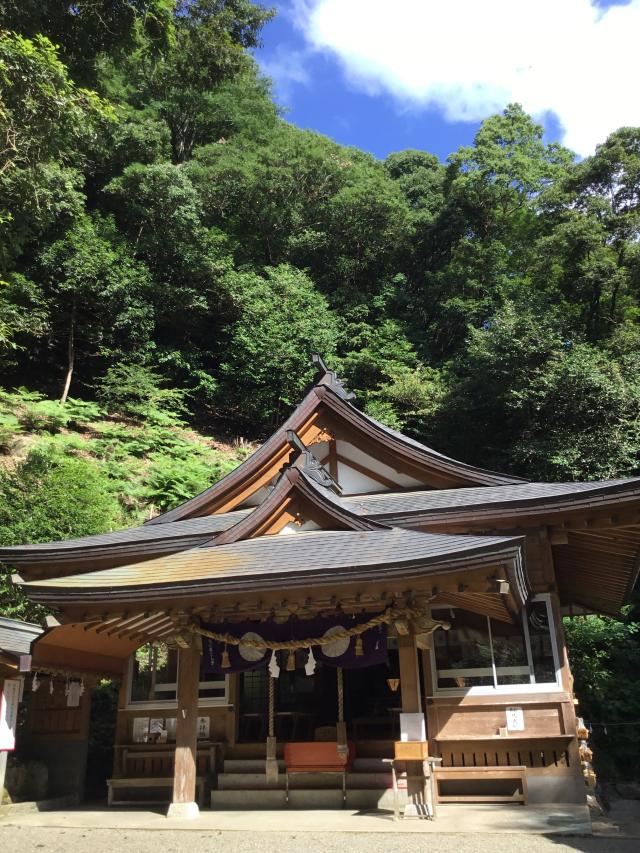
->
<box><xmin>254</xmin><ymin>0</ymin><xmax>636</xmax><ymax>162</ymax></box>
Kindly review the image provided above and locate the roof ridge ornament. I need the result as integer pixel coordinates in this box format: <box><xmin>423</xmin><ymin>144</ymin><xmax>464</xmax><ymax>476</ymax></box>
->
<box><xmin>311</xmin><ymin>353</ymin><xmax>355</xmax><ymax>401</ymax></box>
<box><xmin>285</xmin><ymin>429</ymin><xmax>342</xmax><ymax>494</ymax></box>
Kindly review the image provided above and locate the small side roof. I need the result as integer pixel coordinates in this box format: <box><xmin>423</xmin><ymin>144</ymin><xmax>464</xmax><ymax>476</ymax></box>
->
<box><xmin>0</xmin><ymin>615</ymin><xmax>42</xmax><ymax>657</ymax></box>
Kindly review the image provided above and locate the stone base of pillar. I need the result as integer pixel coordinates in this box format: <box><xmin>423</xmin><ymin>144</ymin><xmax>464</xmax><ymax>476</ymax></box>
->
<box><xmin>166</xmin><ymin>801</ymin><xmax>200</xmax><ymax>819</ymax></box>
<box><xmin>403</xmin><ymin>802</ymin><xmax>433</xmax><ymax>819</ymax></box>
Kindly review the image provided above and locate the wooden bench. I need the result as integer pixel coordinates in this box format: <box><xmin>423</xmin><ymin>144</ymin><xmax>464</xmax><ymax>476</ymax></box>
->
<box><xmin>283</xmin><ymin>741</ymin><xmax>356</xmax><ymax>805</ymax></box>
<box><xmin>107</xmin><ymin>776</ymin><xmax>206</xmax><ymax>807</ymax></box>
<box><xmin>107</xmin><ymin>744</ymin><xmax>218</xmax><ymax>807</ymax></box>
<box><xmin>434</xmin><ymin>766</ymin><xmax>528</xmax><ymax>804</ymax></box>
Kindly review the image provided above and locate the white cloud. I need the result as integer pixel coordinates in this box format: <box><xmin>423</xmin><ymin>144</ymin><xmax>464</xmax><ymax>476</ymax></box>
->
<box><xmin>259</xmin><ymin>45</ymin><xmax>311</xmax><ymax>104</ymax></box>
<box><xmin>291</xmin><ymin>0</ymin><xmax>640</xmax><ymax>156</ymax></box>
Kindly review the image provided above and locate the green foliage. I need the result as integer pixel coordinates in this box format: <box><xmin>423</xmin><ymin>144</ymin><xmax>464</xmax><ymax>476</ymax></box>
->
<box><xmin>565</xmin><ymin>608</ymin><xmax>640</xmax><ymax>781</ymax></box>
<box><xmin>0</xmin><ymin>446</ymin><xmax>125</xmax><ymax>621</ymax></box>
<box><xmin>96</xmin><ymin>363</ymin><xmax>187</xmax><ymax>418</ymax></box>
<box><xmin>218</xmin><ymin>264</ymin><xmax>339</xmax><ymax>426</ymax></box>
<box><xmin>438</xmin><ymin>302</ymin><xmax>640</xmax><ymax>478</ymax></box>
<box><xmin>140</xmin><ymin>448</ymin><xmax>238</xmax><ymax>512</ymax></box>
<box><xmin>0</xmin><ymin>446</ymin><xmax>124</xmax><ymax>546</ymax></box>
<box><xmin>0</xmin><ymin>30</ymin><xmax>116</xmax><ymax>267</ymax></box>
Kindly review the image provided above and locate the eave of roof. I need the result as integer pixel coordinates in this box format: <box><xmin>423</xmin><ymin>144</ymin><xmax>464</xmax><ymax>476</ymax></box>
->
<box><xmin>343</xmin><ymin>478</ymin><xmax>640</xmax><ymax>522</ymax></box>
<box><xmin>22</xmin><ymin>528</ymin><xmax>526</xmax><ymax>605</ymax></box>
<box><xmin>0</xmin><ymin>510</ymin><xmax>252</xmax><ymax>567</ymax></box>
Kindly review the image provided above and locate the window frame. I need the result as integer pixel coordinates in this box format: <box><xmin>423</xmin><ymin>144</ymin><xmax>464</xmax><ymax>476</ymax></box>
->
<box><xmin>429</xmin><ymin>594</ymin><xmax>562</xmax><ymax>697</ymax></box>
<box><xmin>125</xmin><ymin>646</ymin><xmax>231</xmax><ymax>710</ymax></box>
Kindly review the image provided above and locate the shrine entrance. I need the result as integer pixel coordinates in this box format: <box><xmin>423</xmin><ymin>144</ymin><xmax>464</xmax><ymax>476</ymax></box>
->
<box><xmin>237</xmin><ymin>645</ymin><xmax>401</xmax><ymax>744</ymax></box>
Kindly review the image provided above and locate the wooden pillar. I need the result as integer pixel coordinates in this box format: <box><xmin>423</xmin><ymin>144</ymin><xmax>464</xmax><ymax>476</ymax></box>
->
<box><xmin>398</xmin><ymin>634</ymin><xmax>422</xmax><ymax>713</ymax></box>
<box><xmin>397</xmin><ymin>634</ymin><xmax>427</xmax><ymax>812</ymax></box>
<box><xmin>167</xmin><ymin>643</ymin><xmax>200</xmax><ymax>819</ymax></box>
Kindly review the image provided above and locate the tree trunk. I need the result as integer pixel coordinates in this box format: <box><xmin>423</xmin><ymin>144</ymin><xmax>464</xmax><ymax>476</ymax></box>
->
<box><xmin>60</xmin><ymin>302</ymin><xmax>76</xmax><ymax>405</ymax></box>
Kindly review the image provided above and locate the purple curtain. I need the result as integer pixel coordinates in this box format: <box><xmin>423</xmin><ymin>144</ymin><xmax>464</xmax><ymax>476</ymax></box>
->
<box><xmin>201</xmin><ymin>611</ymin><xmax>388</xmax><ymax>675</ymax></box>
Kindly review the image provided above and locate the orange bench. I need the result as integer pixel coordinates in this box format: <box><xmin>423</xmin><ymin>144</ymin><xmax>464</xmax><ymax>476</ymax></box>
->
<box><xmin>283</xmin><ymin>741</ymin><xmax>356</xmax><ymax>805</ymax></box>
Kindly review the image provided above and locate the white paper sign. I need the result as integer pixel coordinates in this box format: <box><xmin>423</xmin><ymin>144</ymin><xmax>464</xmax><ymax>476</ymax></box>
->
<box><xmin>197</xmin><ymin>716</ymin><xmax>210</xmax><ymax>740</ymax></box>
<box><xmin>0</xmin><ymin>678</ymin><xmax>21</xmax><ymax>751</ymax></box>
<box><xmin>399</xmin><ymin>712</ymin><xmax>426</xmax><ymax>742</ymax></box>
<box><xmin>132</xmin><ymin>716</ymin><xmax>150</xmax><ymax>743</ymax></box>
<box><xmin>506</xmin><ymin>707</ymin><xmax>525</xmax><ymax>731</ymax></box>
<box><xmin>165</xmin><ymin>717</ymin><xmax>176</xmax><ymax>741</ymax></box>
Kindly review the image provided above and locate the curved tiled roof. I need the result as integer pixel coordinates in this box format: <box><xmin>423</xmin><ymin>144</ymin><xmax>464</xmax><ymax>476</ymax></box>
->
<box><xmin>343</xmin><ymin>478</ymin><xmax>640</xmax><ymax>519</ymax></box>
<box><xmin>0</xmin><ymin>510</ymin><xmax>251</xmax><ymax>565</ymax></box>
<box><xmin>23</xmin><ymin>528</ymin><xmax>526</xmax><ymax>603</ymax></box>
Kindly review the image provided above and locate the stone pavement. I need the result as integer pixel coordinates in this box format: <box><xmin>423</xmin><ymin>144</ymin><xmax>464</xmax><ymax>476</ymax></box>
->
<box><xmin>0</xmin><ymin>802</ymin><xmax>592</xmax><ymax>834</ymax></box>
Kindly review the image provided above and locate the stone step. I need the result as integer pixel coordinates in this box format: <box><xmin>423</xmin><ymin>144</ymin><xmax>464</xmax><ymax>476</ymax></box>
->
<box><xmin>352</xmin><ymin>757</ymin><xmax>390</xmax><ymax>772</ymax></box>
<box><xmin>217</xmin><ymin>771</ymin><xmax>395</xmax><ymax>791</ymax></box>
<box><xmin>211</xmin><ymin>787</ymin><xmax>405</xmax><ymax>810</ymax></box>
<box><xmin>223</xmin><ymin>757</ymin><xmax>391</xmax><ymax>774</ymax></box>
<box><xmin>223</xmin><ymin>759</ymin><xmax>286</xmax><ymax>773</ymax></box>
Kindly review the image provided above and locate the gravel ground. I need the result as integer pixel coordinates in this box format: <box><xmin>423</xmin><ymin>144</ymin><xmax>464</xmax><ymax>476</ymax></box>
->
<box><xmin>2</xmin><ymin>826</ymin><xmax>640</xmax><ymax>853</ymax></box>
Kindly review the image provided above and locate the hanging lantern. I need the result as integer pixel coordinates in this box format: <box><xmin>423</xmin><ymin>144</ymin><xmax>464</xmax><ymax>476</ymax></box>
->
<box><xmin>221</xmin><ymin>645</ymin><xmax>230</xmax><ymax>668</ymax></box>
<box><xmin>355</xmin><ymin>636</ymin><xmax>364</xmax><ymax>657</ymax></box>
<box><xmin>286</xmin><ymin>650</ymin><xmax>296</xmax><ymax>671</ymax></box>
<box><xmin>386</xmin><ymin>677</ymin><xmax>400</xmax><ymax>692</ymax></box>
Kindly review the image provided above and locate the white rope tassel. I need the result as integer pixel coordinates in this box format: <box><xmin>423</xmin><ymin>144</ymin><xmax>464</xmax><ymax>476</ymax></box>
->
<box><xmin>32</xmin><ymin>672</ymin><xmax>40</xmax><ymax>692</ymax></box>
<box><xmin>268</xmin><ymin>649</ymin><xmax>280</xmax><ymax>679</ymax></box>
<box><xmin>305</xmin><ymin>647</ymin><xmax>316</xmax><ymax>676</ymax></box>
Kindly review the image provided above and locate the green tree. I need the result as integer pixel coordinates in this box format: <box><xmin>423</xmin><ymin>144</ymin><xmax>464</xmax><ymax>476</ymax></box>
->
<box><xmin>37</xmin><ymin>214</ymin><xmax>153</xmax><ymax>402</ymax></box>
<box><xmin>217</xmin><ymin>264</ymin><xmax>339</xmax><ymax>427</ymax></box>
<box><xmin>440</xmin><ymin>302</ymin><xmax>640</xmax><ymax>479</ymax></box>
<box><xmin>0</xmin><ymin>1</ymin><xmax>175</xmax><ymax>85</ymax></box>
<box><xmin>136</xmin><ymin>0</ymin><xmax>274</xmax><ymax>162</ymax></box>
<box><xmin>415</xmin><ymin>105</ymin><xmax>574</xmax><ymax>359</ymax></box>
<box><xmin>0</xmin><ymin>31</ymin><xmax>115</xmax><ymax>267</ymax></box>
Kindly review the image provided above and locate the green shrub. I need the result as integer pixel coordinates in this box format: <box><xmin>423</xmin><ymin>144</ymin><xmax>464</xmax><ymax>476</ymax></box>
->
<box><xmin>0</xmin><ymin>411</ymin><xmax>20</xmax><ymax>451</ymax></box>
<box><xmin>95</xmin><ymin>363</ymin><xmax>188</xmax><ymax>419</ymax></box>
<box><xmin>141</xmin><ymin>450</ymin><xmax>239</xmax><ymax>512</ymax></box>
<box><xmin>18</xmin><ymin>399</ymin><xmax>71</xmax><ymax>432</ymax></box>
<box><xmin>0</xmin><ymin>446</ymin><xmax>125</xmax><ymax>547</ymax></box>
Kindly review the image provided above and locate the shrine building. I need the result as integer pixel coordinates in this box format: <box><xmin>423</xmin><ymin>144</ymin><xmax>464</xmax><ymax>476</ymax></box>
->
<box><xmin>2</xmin><ymin>356</ymin><xmax>639</xmax><ymax>816</ymax></box>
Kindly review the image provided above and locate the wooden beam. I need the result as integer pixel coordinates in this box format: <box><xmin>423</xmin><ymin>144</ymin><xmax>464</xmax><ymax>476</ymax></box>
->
<box><xmin>106</xmin><ymin>612</ymin><xmax>155</xmax><ymax>636</ymax></box>
<box><xmin>116</xmin><ymin>612</ymin><xmax>167</xmax><ymax>639</ymax></box>
<box><xmin>328</xmin><ymin>439</ymin><xmax>338</xmax><ymax>481</ymax></box>
<box><xmin>320</xmin><ymin>451</ymin><xmax>399</xmax><ymax>490</ymax></box>
<box><xmin>129</xmin><ymin>618</ymin><xmax>175</xmax><ymax>642</ymax></box>
<box><xmin>95</xmin><ymin>615</ymin><xmax>128</xmax><ymax>634</ymax></box>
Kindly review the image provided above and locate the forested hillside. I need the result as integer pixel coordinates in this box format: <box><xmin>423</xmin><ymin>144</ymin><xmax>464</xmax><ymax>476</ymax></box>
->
<box><xmin>0</xmin><ymin>0</ymin><xmax>639</xmax><ymax>783</ymax></box>
<box><xmin>0</xmin><ymin>0</ymin><xmax>639</xmax><ymax>484</ymax></box>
